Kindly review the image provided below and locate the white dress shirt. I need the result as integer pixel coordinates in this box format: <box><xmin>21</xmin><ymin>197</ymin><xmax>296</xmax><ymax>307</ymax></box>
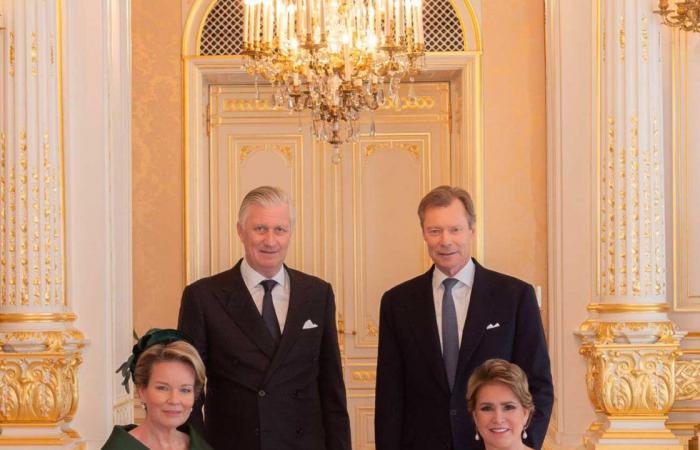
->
<box><xmin>240</xmin><ymin>258</ymin><xmax>291</xmax><ymax>331</ymax></box>
<box><xmin>432</xmin><ymin>258</ymin><xmax>475</xmax><ymax>349</ymax></box>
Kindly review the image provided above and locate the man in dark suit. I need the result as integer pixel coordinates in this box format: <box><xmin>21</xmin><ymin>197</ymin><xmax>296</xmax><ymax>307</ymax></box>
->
<box><xmin>179</xmin><ymin>186</ymin><xmax>351</xmax><ymax>450</ymax></box>
<box><xmin>375</xmin><ymin>185</ymin><xmax>553</xmax><ymax>450</ymax></box>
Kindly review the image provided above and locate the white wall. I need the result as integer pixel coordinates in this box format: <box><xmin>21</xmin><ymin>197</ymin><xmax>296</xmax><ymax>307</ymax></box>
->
<box><xmin>63</xmin><ymin>0</ymin><xmax>132</xmax><ymax>447</ymax></box>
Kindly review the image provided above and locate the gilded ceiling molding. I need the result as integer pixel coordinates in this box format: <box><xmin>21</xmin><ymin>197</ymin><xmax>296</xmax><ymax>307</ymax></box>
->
<box><xmin>0</xmin><ymin>1</ymin><xmax>86</xmax><ymax>447</ymax></box>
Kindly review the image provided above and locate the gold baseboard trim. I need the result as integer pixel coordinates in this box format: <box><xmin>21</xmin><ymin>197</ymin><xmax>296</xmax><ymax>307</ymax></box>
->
<box><xmin>0</xmin><ymin>437</ymin><xmax>73</xmax><ymax>446</ymax></box>
<box><xmin>667</xmin><ymin>422</ymin><xmax>699</xmax><ymax>431</ymax></box>
<box><xmin>685</xmin><ymin>332</ymin><xmax>700</xmax><ymax>338</ymax></box>
<box><xmin>598</xmin><ymin>430</ymin><xmax>680</xmax><ymax>439</ymax></box>
<box><xmin>64</xmin><ymin>428</ymin><xmax>81</xmax><ymax>438</ymax></box>
<box><xmin>0</xmin><ymin>428</ymin><xmax>80</xmax><ymax>446</ymax></box>
<box><xmin>587</xmin><ymin>303</ymin><xmax>669</xmax><ymax>313</ymax></box>
<box><xmin>0</xmin><ymin>422</ymin><xmax>62</xmax><ymax>428</ymax></box>
<box><xmin>0</xmin><ymin>312</ymin><xmax>77</xmax><ymax>323</ymax></box>
<box><xmin>670</xmin><ymin>407</ymin><xmax>700</xmax><ymax>413</ymax></box>
<box><xmin>588</xmin><ymin>445</ymin><xmax>684</xmax><ymax>450</ymax></box>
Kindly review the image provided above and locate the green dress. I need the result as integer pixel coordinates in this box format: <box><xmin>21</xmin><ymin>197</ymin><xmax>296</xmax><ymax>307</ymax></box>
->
<box><xmin>101</xmin><ymin>423</ymin><xmax>213</xmax><ymax>450</ymax></box>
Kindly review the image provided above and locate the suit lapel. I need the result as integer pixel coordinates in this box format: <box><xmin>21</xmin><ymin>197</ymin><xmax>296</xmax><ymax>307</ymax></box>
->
<box><xmin>456</xmin><ymin>260</ymin><xmax>494</xmax><ymax>377</ymax></box>
<box><xmin>264</xmin><ymin>267</ymin><xmax>310</xmax><ymax>381</ymax></box>
<box><xmin>218</xmin><ymin>262</ymin><xmax>276</xmax><ymax>358</ymax></box>
<box><xmin>406</xmin><ymin>267</ymin><xmax>450</xmax><ymax>394</ymax></box>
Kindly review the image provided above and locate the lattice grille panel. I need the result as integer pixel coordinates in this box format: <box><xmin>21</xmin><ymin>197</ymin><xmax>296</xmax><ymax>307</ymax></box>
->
<box><xmin>423</xmin><ymin>0</ymin><xmax>464</xmax><ymax>52</ymax></box>
<box><xmin>200</xmin><ymin>0</ymin><xmax>245</xmax><ymax>55</ymax></box>
<box><xmin>199</xmin><ymin>0</ymin><xmax>465</xmax><ymax>55</ymax></box>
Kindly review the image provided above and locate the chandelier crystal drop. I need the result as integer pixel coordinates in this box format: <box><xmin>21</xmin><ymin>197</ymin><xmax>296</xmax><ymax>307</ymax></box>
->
<box><xmin>242</xmin><ymin>0</ymin><xmax>425</xmax><ymax>162</ymax></box>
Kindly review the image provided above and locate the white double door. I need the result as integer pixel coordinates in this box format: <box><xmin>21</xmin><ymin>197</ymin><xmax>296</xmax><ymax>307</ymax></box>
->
<box><xmin>209</xmin><ymin>82</ymin><xmax>453</xmax><ymax>449</ymax></box>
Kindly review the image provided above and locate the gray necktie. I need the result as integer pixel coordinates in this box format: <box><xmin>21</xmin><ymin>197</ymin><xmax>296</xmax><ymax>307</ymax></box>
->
<box><xmin>260</xmin><ymin>279</ymin><xmax>281</xmax><ymax>345</ymax></box>
<box><xmin>442</xmin><ymin>277</ymin><xmax>459</xmax><ymax>391</ymax></box>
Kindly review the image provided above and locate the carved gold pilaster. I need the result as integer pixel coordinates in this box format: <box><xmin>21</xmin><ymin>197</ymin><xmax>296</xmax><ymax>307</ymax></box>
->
<box><xmin>0</xmin><ymin>1</ymin><xmax>86</xmax><ymax>448</ymax></box>
<box><xmin>581</xmin><ymin>2</ymin><xmax>685</xmax><ymax>446</ymax></box>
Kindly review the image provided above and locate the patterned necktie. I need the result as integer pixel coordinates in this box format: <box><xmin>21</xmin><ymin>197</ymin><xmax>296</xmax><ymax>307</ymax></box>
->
<box><xmin>441</xmin><ymin>277</ymin><xmax>459</xmax><ymax>391</ymax></box>
<box><xmin>260</xmin><ymin>279</ymin><xmax>281</xmax><ymax>345</ymax></box>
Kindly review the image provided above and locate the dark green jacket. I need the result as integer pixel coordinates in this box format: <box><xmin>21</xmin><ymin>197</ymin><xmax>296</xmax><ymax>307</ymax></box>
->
<box><xmin>101</xmin><ymin>423</ymin><xmax>213</xmax><ymax>450</ymax></box>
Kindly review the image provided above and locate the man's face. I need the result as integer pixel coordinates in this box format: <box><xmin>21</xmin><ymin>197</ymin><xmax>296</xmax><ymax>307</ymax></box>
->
<box><xmin>237</xmin><ymin>202</ymin><xmax>292</xmax><ymax>278</ymax></box>
<box><xmin>422</xmin><ymin>198</ymin><xmax>475</xmax><ymax>277</ymax></box>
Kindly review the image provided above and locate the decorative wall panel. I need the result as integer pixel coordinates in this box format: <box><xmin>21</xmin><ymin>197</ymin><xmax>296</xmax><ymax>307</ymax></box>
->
<box><xmin>672</xmin><ymin>31</ymin><xmax>700</xmax><ymax>312</ymax></box>
<box><xmin>210</xmin><ymin>85</ymin><xmax>306</xmax><ymax>273</ymax></box>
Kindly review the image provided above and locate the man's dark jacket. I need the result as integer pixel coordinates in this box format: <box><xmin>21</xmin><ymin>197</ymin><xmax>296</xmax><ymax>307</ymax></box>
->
<box><xmin>178</xmin><ymin>261</ymin><xmax>351</xmax><ymax>450</ymax></box>
<box><xmin>375</xmin><ymin>259</ymin><xmax>553</xmax><ymax>450</ymax></box>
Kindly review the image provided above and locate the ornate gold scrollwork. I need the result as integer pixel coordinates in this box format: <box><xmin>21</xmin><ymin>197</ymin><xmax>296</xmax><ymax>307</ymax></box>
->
<box><xmin>675</xmin><ymin>360</ymin><xmax>700</xmax><ymax>401</ymax></box>
<box><xmin>579</xmin><ymin>320</ymin><xmax>680</xmax><ymax>344</ymax></box>
<box><xmin>579</xmin><ymin>345</ymin><xmax>677</xmax><ymax>414</ymax></box>
<box><xmin>0</xmin><ymin>329</ymin><xmax>85</xmax><ymax>424</ymax></box>
<box><xmin>223</xmin><ymin>99</ymin><xmax>273</xmax><ymax>112</ymax></box>
<box><xmin>366</xmin><ymin>320</ymin><xmax>378</xmax><ymax>338</ymax></box>
<box><xmin>0</xmin><ymin>355</ymin><xmax>81</xmax><ymax>422</ymax></box>
<box><xmin>239</xmin><ymin>144</ymin><xmax>293</xmax><ymax>166</ymax></box>
<box><xmin>579</xmin><ymin>321</ymin><xmax>682</xmax><ymax>415</ymax></box>
<box><xmin>364</xmin><ymin>142</ymin><xmax>420</xmax><ymax>160</ymax></box>
<box><xmin>351</xmin><ymin>370</ymin><xmax>376</xmax><ymax>382</ymax></box>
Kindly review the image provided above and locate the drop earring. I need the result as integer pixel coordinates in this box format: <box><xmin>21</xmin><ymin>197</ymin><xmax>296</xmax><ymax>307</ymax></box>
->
<box><xmin>522</xmin><ymin>429</ymin><xmax>528</xmax><ymax>440</ymax></box>
<box><xmin>475</xmin><ymin>432</ymin><xmax>480</xmax><ymax>441</ymax></box>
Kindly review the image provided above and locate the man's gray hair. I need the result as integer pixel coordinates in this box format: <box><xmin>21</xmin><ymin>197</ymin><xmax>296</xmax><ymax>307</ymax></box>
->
<box><xmin>238</xmin><ymin>186</ymin><xmax>295</xmax><ymax>226</ymax></box>
<box><xmin>417</xmin><ymin>185</ymin><xmax>476</xmax><ymax>228</ymax></box>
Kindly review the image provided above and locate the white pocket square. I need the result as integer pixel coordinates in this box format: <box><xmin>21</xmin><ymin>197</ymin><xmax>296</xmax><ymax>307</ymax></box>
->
<box><xmin>302</xmin><ymin>319</ymin><xmax>318</xmax><ymax>330</ymax></box>
<box><xmin>486</xmin><ymin>323</ymin><xmax>500</xmax><ymax>330</ymax></box>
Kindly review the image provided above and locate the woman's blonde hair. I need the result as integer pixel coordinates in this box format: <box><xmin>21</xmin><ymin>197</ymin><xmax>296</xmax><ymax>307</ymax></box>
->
<box><xmin>133</xmin><ymin>340</ymin><xmax>206</xmax><ymax>396</ymax></box>
<box><xmin>466</xmin><ymin>359</ymin><xmax>534</xmax><ymax>425</ymax></box>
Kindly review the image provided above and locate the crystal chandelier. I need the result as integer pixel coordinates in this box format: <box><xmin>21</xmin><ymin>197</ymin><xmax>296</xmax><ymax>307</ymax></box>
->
<box><xmin>654</xmin><ymin>0</ymin><xmax>700</xmax><ymax>32</ymax></box>
<box><xmin>242</xmin><ymin>0</ymin><xmax>425</xmax><ymax>162</ymax></box>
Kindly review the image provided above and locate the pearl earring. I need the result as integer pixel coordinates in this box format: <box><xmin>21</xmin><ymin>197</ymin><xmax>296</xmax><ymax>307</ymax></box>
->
<box><xmin>522</xmin><ymin>430</ymin><xmax>528</xmax><ymax>440</ymax></box>
<box><xmin>475</xmin><ymin>432</ymin><xmax>480</xmax><ymax>441</ymax></box>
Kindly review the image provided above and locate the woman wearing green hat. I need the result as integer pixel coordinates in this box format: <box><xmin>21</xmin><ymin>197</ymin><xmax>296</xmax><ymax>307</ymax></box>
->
<box><xmin>102</xmin><ymin>329</ymin><xmax>213</xmax><ymax>450</ymax></box>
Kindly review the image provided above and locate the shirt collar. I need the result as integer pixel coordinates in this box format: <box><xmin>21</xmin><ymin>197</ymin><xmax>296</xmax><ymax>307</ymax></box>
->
<box><xmin>432</xmin><ymin>258</ymin><xmax>475</xmax><ymax>290</ymax></box>
<box><xmin>241</xmin><ymin>258</ymin><xmax>287</xmax><ymax>291</ymax></box>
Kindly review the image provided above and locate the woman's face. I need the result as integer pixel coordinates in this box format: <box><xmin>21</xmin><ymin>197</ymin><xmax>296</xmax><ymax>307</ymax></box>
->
<box><xmin>472</xmin><ymin>382</ymin><xmax>530</xmax><ymax>449</ymax></box>
<box><xmin>138</xmin><ymin>361</ymin><xmax>196</xmax><ymax>429</ymax></box>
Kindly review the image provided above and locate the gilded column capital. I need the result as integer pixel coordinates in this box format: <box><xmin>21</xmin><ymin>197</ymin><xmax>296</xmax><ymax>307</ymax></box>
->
<box><xmin>578</xmin><ymin>320</ymin><xmax>685</xmax><ymax>345</ymax></box>
<box><xmin>577</xmin><ymin>320</ymin><xmax>685</xmax><ymax>414</ymax></box>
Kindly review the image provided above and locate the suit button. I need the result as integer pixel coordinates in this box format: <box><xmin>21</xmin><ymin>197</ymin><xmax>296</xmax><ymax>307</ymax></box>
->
<box><xmin>450</xmin><ymin>409</ymin><xmax>457</xmax><ymax>416</ymax></box>
<box><xmin>258</xmin><ymin>390</ymin><xmax>266</xmax><ymax>397</ymax></box>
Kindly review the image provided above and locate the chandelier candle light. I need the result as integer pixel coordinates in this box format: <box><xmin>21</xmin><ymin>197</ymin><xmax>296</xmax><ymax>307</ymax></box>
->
<box><xmin>242</xmin><ymin>0</ymin><xmax>425</xmax><ymax>162</ymax></box>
